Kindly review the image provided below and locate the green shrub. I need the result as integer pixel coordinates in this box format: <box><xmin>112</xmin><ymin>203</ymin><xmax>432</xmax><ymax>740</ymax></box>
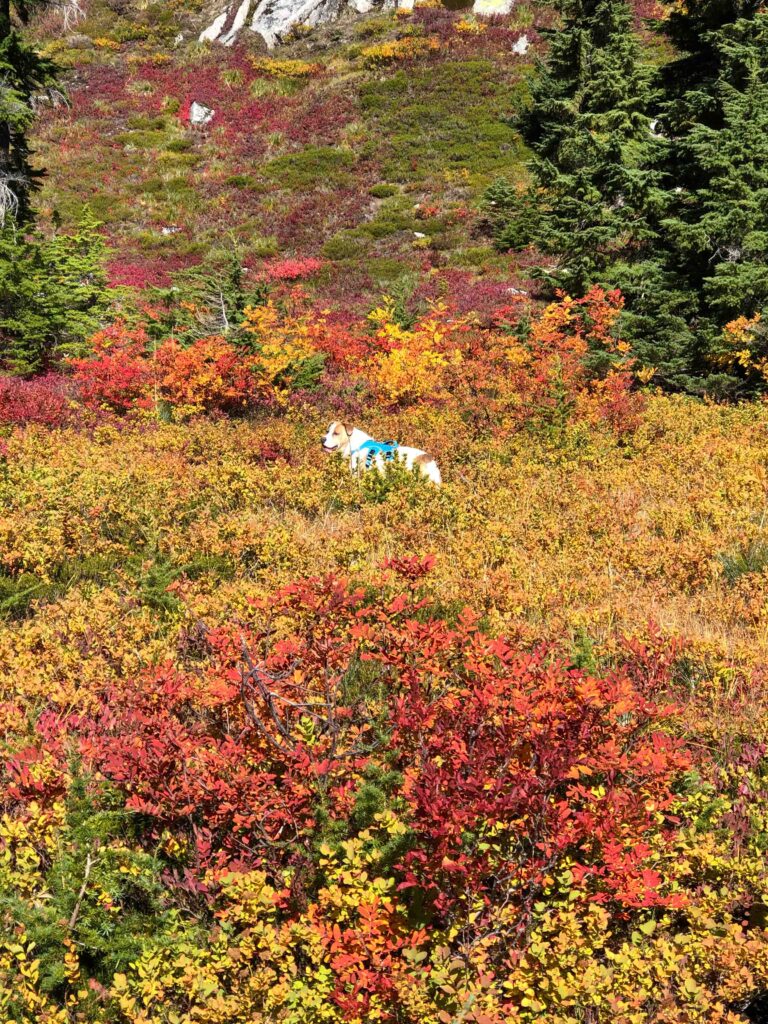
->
<box><xmin>263</xmin><ymin>146</ymin><xmax>355</xmax><ymax>191</ymax></box>
<box><xmin>360</xmin><ymin>457</ymin><xmax>433</xmax><ymax>504</ymax></box>
<box><xmin>353</xmin><ymin>16</ymin><xmax>394</xmax><ymax>39</ymax></box>
<box><xmin>322</xmin><ymin>230</ymin><xmax>371</xmax><ymax>261</ymax></box>
<box><xmin>225</xmin><ymin>173</ymin><xmax>264</xmax><ymax>190</ymax></box>
<box><xmin>251</xmin><ymin>235</ymin><xmax>280</xmax><ymax>258</ymax></box>
<box><xmin>360</xmin><ymin>62</ymin><xmax>527</xmax><ymax>185</ymax></box>
<box><xmin>164</xmin><ymin>136</ymin><xmax>193</xmax><ymax>153</ymax></box>
<box><xmin>118</xmin><ymin>128</ymin><xmax>172</xmax><ymax>149</ymax></box>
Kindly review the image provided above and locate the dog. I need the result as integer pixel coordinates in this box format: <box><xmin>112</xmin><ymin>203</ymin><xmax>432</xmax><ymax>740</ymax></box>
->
<box><xmin>322</xmin><ymin>421</ymin><xmax>442</xmax><ymax>485</ymax></box>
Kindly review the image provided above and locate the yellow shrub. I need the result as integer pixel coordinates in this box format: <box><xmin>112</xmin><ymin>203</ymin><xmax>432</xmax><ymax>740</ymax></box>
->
<box><xmin>361</xmin><ymin>35</ymin><xmax>440</xmax><ymax>67</ymax></box>
<box><xmin>241</xmin><ymin>301</ymin><xmax>324</xmax><ymax>402</ymax></box>
<box><xmin>368</xmin><ymin>300</ymin><xmax>463</xmax><ymax>405</ymax></box>
<box><xmin>250</xmin><ymin>57</ymin><xmax>323</xmax><ymax>77</ymax></box>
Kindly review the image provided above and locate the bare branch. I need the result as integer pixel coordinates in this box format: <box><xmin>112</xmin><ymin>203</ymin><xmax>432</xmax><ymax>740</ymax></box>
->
<box><xmin>54</xmin><ymin>0</ymin><xmax>85</xmax><ymax>31</ymax></box>
<box><xmin>68</xmin><ymin>851</ymin><xmax>94</xmax><ymax>930</ymax></box>
<box><xmin>0</xmin><ymin>177</ymin><xmax>22</xmax><ymax>226</ymax></box>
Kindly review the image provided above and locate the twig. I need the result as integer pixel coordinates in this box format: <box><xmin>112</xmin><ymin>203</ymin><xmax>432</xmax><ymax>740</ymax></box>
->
<box><xmin>68</xmin><ymin>852</ymin><xmax>94</xmax><ymax>930</ymax></box>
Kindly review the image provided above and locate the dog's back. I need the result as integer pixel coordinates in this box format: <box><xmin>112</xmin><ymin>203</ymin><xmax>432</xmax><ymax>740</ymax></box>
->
<box><xmin>412</xmin><ymin>451</ymin><xmax>442</xmax><ymax>485</ymax></box>
<box><xmin>400</xmin><ymin>447</ymin><xmax>442</xmax><ymax>485</ymax></box>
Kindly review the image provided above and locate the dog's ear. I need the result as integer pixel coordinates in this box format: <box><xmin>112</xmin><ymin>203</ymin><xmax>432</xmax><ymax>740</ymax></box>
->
<box><xmin>342</xmin><ymin>424</ymin><xmax>352</xmax><ymax>440</ymax></box>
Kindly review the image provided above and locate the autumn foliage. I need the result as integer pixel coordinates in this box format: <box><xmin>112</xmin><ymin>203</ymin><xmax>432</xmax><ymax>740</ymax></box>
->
<box><xmin>1</xmin><ymin>287</ymin><xmax>643</xmax><ymax>433</ymax></box>
<box><xmin>5</xmin><ymin>554</ymin><xmax>768</xmax><ymax>1022</ymax></box>
<box><xmin>5</xmin><ymin>1</ymin><xmax>768</xmax><ymax>1017</ymax></box>
<box><xmin>3</xmin><ymin>386</ymin><xmax>768</xmax><ymax>1019</ymax></box>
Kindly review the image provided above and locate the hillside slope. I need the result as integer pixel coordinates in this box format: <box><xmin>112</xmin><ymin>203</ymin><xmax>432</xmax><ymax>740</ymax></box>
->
<box><xmin>4</xmin><ymin>3</ymin><xmax>768</xmax><ymax>1023</ymax></box>
<box><xmin>30</xmin><ymin>0</ymin><xmax>541</xmax><ymax>314</ymax></box>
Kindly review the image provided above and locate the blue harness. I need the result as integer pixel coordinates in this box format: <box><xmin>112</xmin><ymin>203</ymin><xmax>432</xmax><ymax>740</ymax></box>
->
<box><xmin>351</xmin><ymin>438</ymin><xmax>399</xmax><ymax>469</ymax></box>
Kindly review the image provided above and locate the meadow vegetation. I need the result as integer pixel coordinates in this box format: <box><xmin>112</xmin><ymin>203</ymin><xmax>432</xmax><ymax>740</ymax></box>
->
<box><xmin>2</xmin><ymin>0</ymin><xmax>768</xmax><ymax>1020</ymax></box>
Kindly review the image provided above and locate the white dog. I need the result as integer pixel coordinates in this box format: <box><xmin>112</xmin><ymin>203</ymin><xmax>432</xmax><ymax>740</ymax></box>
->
<box><xmin>322</xmin><ymin>421</ymin><xmax>442</xmax><ymax>485</ymax></box>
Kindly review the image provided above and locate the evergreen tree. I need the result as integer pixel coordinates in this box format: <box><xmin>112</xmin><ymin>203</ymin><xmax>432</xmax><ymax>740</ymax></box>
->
<box><xmin>0</xmin><ymin>0</ymin><xmax>110</xmax><ymax>374</ymax></box>
<box><xmin>146</xmin><ymin>247</ymin><xmax>268</xmax><ymax>343</ymax></box>
<box><xmin>492</xmin><ymin>0</ymin><xmax>702</xmax><ymax>387</ymax></box>
<box><xmin>655</xmin><ymin>0</ymin><xmax>768</xmax><ymax>391</ymax></box>
<box><xmin>0</xmin><ymin>0</ymin><xmax>57</xmax><ymax>223</ymax></box>
<box><xmin>0</xmin><ymin>213</ymin><xmax>110</xmax><ymax>374</ymax></box>
<box><xmin>517</xmin><ymin>0</ymin><xmax>661</xmax><ymax>295</ymax></box>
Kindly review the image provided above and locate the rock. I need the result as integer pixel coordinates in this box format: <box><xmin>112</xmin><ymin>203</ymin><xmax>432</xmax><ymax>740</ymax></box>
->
<box><xmin>221</xmin><ymin>0</ymin><xmax>254</xmax><ymax>45</ymax></box>
<box><xmin>251</xmin><ymin>0</ymin><xmax>348</xmax><ymax>48</ymax></box>
<box><xmin>189</xmin><ymin>101</ymin><xmax>215</xmax><ymax>126</ymax></box>
<box><xmin>473</xmin><ymin>0</ymin><xmax>514</xmax><ymax>14</ymax></box>
<box><xmin>200</xmin><ymin>9</ymin><xmax>229</xmax><ymax>41</ymax></box>
<box><xmin>196</xmin><ymin>0</ymin><xmax>522</xmax><ymax>46</ymax></box>
<box><xmin>199</xmin><ymin>0</ymin><xmax>397</xmax><ymax>48</ymax></box>
<box><xmin>511</xmin><ymin>32</ymin><xmax>529</xmax><ymax>55</ymax></box>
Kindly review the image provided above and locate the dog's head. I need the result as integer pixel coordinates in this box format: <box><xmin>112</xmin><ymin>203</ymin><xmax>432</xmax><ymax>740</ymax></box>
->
<box><xmin>322</xmin><ymin>421</ymin><xmax>351</xmax><ymax>454</ymax></box>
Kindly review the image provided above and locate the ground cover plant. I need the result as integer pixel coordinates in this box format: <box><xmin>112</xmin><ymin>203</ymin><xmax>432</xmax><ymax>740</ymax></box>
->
<box><xmin>3</xmin><ymin>291</ymin><xmax>768</xmax><ymax>1020</ymax></box>
<box><xmin>26</xmin><ymin>0</ymin><xmax>539</xmax><ymax>319</ymax></box>
<box><xmin>3</xmin><ymin>0</ymin><xmax>768</xmax><ymax>1019</ymax></box>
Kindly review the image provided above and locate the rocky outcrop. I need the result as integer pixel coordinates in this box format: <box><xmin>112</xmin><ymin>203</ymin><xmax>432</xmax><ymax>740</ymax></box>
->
<box><xmin>199</xmin><ymin>0</ymin><xmax>505</xmax><ymax>48</ymax></box>
<box><xmin>199</xmin><ymin>0</ymin><xmax>396</xmax><ymax>48</ymax></box>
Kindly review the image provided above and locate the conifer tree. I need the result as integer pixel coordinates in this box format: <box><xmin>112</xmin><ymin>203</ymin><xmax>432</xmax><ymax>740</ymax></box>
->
<box><xmin>0</xmin><ymin>0</ymin><xmax>57</xmax><ymax>223</ymax></box>
<box><xmin>0</xmin><ymin>0</ymin><xmax>110</xmax><ymax>375</ymax></box>
<box><xmin>655</xmin><ymin>0</ymin><xmax>768</xmax><ymax>390</ymax></box>
<box><xmin>502</xmin><ymin>0</ymin><xmax>702</xmax><ymax>387</ymax></box>
<box><xmin>518</xmin><ymin>0</ymin><xmax>661</xmax><ymax>295</ymax></box>
<box><xmin>145</xmin><ymin>247</ymin><xmax>269</xmax><ymax>343</ymax></box>
<box><xmin>0</xmin><ymin>212</ymin><xmax>110</xmax><ymax>375</ymax></box>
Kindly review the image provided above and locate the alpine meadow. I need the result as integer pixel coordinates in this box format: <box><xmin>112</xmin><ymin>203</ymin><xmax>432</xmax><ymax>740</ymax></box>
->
<box><xmin>3</xmin><ymin>0</ymin><xmax>768</xmax><ymax>1019</ymax></box>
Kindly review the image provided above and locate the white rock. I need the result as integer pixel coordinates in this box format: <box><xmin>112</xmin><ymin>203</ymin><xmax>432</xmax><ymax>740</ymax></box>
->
<box><xmin>413</xmin><ymin>231</ymin><xmax>426</xmax><ymax>238</ymax></box>
<box><xmin>220</xmin><ymin>0</ymin><xmax>253</xmax><ymax>45</ymax></box>
<box><xmin>199</xmin><ymin>0</ymin><xmax>397</xmax><ymax>48</ymax></box>
<box><xmin>511</xmin><ymin>32</ymin><xmax>528</xmax><ymax>55</ymax></box>
<box><xmin>189</xmin><ymin>101</ymin><xmax>215</xmax><ymax>126</ymax></box>
<box><xmin>199</xmin><ymin>10</ymin><xmax>228</xmax><ymax>41</ymax></box>
<box><xmin>473</xmin><ymin>0</ymin><xmax>514</xmax><ymax>14</ymax></box>
<box><xmin>174</xmin><ymin>31</ymin><xmax>184</xmax><ymax>44</ymax></box>
<box><xmin>250</xmin><ymin>0</ymin><xmax>343</xmax><ymax>47</ymax></box>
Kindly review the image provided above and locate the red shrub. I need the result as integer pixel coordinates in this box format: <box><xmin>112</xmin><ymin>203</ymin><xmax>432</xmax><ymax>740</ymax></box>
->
<box><xmin>78</xmin><ymin>665</ymin><xmax>316</xmax><ymax>872</ymax></box>
<box><xmin>69</xmin><ymin>322</ymin><xmax>154</xmax><ymax>413</ymax></box>
<box><xmin>106</xmin><ymin>254</ymin><xmax>200</xmax><ymax>289</ymax></box>
<box><xmin>387</xmin><ymin>631</ymin><xmax>689</xmax><ymax>918</ymax></box>
<box><xmin>74</xmin><ymin>566</ymin><xmax>690</xmax><ymax>927</ymax></box>
<box><xmin>263</xmin><ymin>257</ymin><xmax>324</xmax><ymax>282</ymax></box>
<box><xmin>0</xmin><ymin>374</ymin><xmax>73</xmax><ymax>427</ymax></box>
<box><xmin>154</xmin><ymin>335</ymin><xmax>254</xmax><ymax>414</ymax></box>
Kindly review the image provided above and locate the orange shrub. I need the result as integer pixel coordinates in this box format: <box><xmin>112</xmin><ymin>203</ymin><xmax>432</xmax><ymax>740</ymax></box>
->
<box><xmin>155</xmin><ymin>335</ymin><xmax>254</xmax><ymax>416</ymax></box>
